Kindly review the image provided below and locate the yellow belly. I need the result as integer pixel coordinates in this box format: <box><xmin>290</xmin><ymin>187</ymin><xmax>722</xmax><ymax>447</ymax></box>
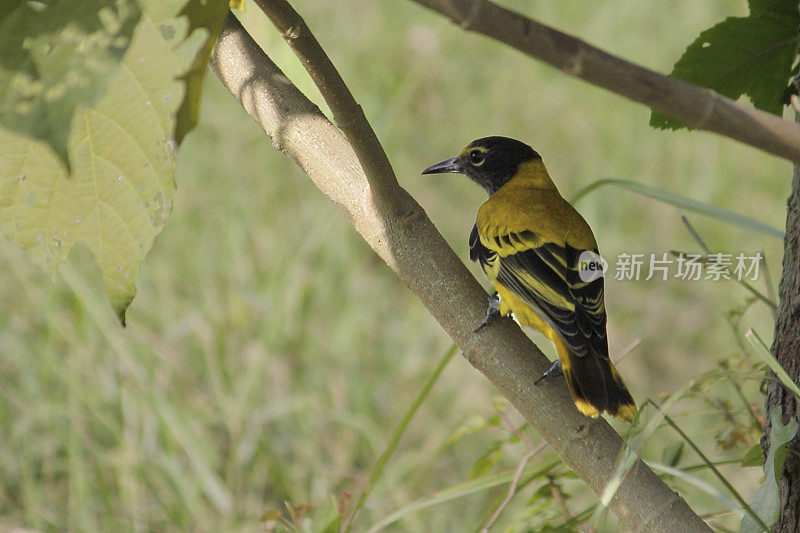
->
<box><xmin>495</xmin><ymin>282</ymin><xmax>553</xmax><ymax>340</ymax></box>
<box><xmin>494</xmin><ymin>281</ymin><xmax>576</xmax><ymax>389</ymax></box>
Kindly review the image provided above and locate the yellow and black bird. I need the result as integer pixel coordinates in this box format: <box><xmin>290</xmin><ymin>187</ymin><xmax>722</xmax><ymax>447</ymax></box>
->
<box><xmin>423</xmin><ymin>136</ymin><xmax>636</xmax><ymax>421</ymax></box>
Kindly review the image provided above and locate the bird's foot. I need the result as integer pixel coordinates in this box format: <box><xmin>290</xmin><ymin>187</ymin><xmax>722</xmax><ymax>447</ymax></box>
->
<box><xmin>534</xmin><ymin>359</ymin><xmax>563</xmax><ymax>385</ymax></box>
<box><xmin>474</xmin><ymin>291</ymin><xmax>501</xmax><ymax>333</ymax></box>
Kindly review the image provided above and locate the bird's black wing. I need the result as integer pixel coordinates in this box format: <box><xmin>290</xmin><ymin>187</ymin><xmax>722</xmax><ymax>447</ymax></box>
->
<box><xmin>470</xmin><ymin>226</ymin><xmax>608</xmax><ymax>359</ymax></box>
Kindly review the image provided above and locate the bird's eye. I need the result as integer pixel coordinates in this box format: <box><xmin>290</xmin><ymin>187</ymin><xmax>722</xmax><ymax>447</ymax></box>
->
<box><xmin>469</xmin><ymin>150</ymin><xmax>485</xmax><ymax>166</ymax></box>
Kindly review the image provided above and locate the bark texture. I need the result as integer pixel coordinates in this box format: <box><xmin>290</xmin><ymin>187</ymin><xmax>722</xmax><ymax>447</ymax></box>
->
<box><xmin>764</xmin><ymin>130</ymin><xmax>800</xmax><ymax>533</ymax></box>
<box><xmin>763</xmin><ymin>13</ymin><xmax>800</xmax><ymax>531</ymax></box>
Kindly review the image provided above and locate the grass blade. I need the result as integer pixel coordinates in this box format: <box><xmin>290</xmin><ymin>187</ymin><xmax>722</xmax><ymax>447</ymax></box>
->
<box><xmin>571</xmin><ymin>178</ymin><xmax>783</xmax><ymax>239</ymax></box>
<box><xmin>368</xmin><ymin>459</ymin><xmax>561</xmax><ymax>532</ymax></box>
<box><xmin>745</xmin><ymin>328</ymin><xmax>800</xmax><ymax>400</ymax></box>
<box><xmin>646</xmin><ymin>462</ymin><xmax>741</xmax><ymax>517</ymax></box>
<box><xmin>345</xmin><ymin>343</ymin><xmax>459</xmax><ymax>531</ymax></box>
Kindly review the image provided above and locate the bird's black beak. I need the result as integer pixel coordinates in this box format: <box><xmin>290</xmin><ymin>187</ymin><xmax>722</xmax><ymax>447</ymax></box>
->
<box><xmin>421</xmin><ymin>156</ymin><xmax>462</xmax><ymax>175</ymax></box>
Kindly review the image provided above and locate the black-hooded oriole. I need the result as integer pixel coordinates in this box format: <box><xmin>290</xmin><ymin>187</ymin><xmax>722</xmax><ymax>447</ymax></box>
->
<box><xmin>423</xmin><ymin>136</ymin><xmax>636</xmax><ymax>421</ymax></box>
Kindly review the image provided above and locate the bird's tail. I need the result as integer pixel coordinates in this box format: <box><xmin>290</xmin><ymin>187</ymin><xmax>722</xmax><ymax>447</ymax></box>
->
<box><xmin>560</xmin><ymin>344</ymin><xmax>636</xmax><ymax>422</ymax></box>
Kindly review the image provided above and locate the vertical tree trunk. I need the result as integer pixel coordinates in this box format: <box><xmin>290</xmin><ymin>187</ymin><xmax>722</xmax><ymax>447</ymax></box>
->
<box><xmin>765</xmin><ymin>159</ymin><xmax>800</xmax><ymax>532</ymax></box>
<box><xmin>763</xmin><ymin>18</ymin><xmax>800</xmax><ymax>527</ymax></box>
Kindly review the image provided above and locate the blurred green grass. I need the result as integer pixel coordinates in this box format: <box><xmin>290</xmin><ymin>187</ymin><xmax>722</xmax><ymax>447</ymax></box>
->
<box><xmin>0</xmin><ymin>0</ymin><xmax>788</xmax><ymax>530</ymax></box>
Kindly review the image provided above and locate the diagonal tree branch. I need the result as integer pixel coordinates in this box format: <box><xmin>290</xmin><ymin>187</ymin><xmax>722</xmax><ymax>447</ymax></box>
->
<box><xmin>253</xmin><ymin>0</ymin><xmax>407</xmax><ymax>214</ymax></box>
<box><xmin>210</xmin><ymin>12</ymin><xmax>710</xmax><ymax>532</ymax></box>
<box><xmin>408</xmin><ymin>0</ymin><xmax>800</xmax><ymax>165</ymax></box>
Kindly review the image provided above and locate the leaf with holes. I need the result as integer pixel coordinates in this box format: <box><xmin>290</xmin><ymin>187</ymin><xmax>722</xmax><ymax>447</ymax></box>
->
<box><xmin>0</xmin><ymin>2</ymin><xmax>198</xmax><ymax>323</ymax></box>
<box><xmin>0</xmin><ymin>0</ymin><xmax>141</xmax><ymax>166</ymax></box>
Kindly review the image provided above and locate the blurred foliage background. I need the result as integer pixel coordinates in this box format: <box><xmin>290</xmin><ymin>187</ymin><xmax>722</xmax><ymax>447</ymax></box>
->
<box><xmin>0</xmin><ymin>0</ymin><xmax>789</xmax><ymax>530</ymax></box>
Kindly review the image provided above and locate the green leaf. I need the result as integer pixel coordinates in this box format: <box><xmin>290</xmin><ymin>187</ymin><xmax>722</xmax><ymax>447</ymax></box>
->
<box><xmin>346</xmin><ymin>344</ymin><xmax>457</xmax><ymax>530</ymax></box>
<box><xmin>175</xmin><ymin>0</ymin><xmax>232</xmax><ymax>144</ymax></box>
<box><xmin>647</xmin><ymin>462</ymin><xmax>741</xmax><ymax>514</ymax></box>
<box><xmin>740</xmin><ymin>405</ymin><xmax>799</xmax><ymax>533</ymax></box>
<box><xmin>742</xmin><ymin>444</ymin><xmax>765</xmax><ymax>467</ymax></box>
<box><xmin>571</xmin><ymin>178</ymin><xmax>783</xmax><ymax>239</ymax></box>
<box><xmin>773</xmin><ymin>442</ymin><xmax>790</xmax><ymax>481</ymax></box>
<box><xmin>532</xmin><ymin>483</ymin><xmax>553</xmax><ymax>500</ymax></box>
<box><xmin>469</xmin><ymin>441</ymin><xmax>503</xmax><ymax>479</ymax></box>
<box><xmin>0</xmin><ymin>2</ymin><xmax>197</xmax><ymax>323</ymax></box>
<box><xmin>0</xmin><ymin>0</ymin><xmax>141</xmax><ymax>165</ymax></box>
<box><xmin>651</xmin><ymin>1</ymin><xmax>799</xmax><ymax>130</ymax></box>
<box><xmin>320</xmin><ymin>514</ymin><xmax>341</xmax><ymax>533</ymax></box>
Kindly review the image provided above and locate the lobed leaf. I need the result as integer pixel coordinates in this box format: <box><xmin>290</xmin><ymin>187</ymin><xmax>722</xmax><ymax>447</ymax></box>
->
<box><xmin>651</xmin><ymin>0</ymin><xmax>799</xmax><ymax>130</ymax></box>
<box><xmin>0</xmin><ymin>2</ymin><xmax>196</xmax><ymax>323</ymax></box>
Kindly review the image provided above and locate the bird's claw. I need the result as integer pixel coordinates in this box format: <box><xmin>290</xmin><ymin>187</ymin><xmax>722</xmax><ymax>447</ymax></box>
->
<box><xmin>534</xmin><ymin>359</ymin><xmax>563</xmax><ymax>385</ymax></box>
<box><xmin>474</xmin><ymin>291</ymin><xmax>501</xmax><ymax>333</ymax></box>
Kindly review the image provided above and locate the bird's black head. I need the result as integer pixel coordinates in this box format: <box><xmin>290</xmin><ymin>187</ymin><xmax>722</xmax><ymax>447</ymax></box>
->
<box><xmin>422</xmin><ymin>136</ymin><xmax>541</xmax><ymax>195</ymax></box>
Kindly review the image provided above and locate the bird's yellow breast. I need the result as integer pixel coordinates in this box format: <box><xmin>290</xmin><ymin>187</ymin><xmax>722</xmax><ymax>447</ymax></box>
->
<box><xmin>475</xmin><ymin>160</ymin><xmax>597</xmax><ymax>251</ymax></box>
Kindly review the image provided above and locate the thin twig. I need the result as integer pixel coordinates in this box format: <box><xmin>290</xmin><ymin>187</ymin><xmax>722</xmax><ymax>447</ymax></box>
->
<box><xmin>720</xmin><ymin>362</ymin><xmax>763</xmax><ymax>431</ymax></box>
<box><xmin>612</xmin><ymin>338</ymin><xmax>641</xmax><ymax>364</ymax></box>
<box><xmin>253</xmin><ymin>0</ymin><xmax>407</xmax><ymax>213</ymax></box>
<box><xmin>677</xmin><ymin>214</ymin><xmax>777</xmax><ymax>311</ymax></box>
<box><xmin>500</xmin><ymin>411</ymin><xmax>537</xmax><ymax>448</ymax></box>
<box><xmin>408</xmin><ymin>0</ymin><xmax>800</xmax><ymax>165</ymax></box>
<box><xmin>679</xmin><ymin>213</ymin><xmax>711</xmax><ymax>255</ymax></box>
<box><xmin>481</xmin><ymin>442</ymin><xmax>547</xmax><ymax>532</ymax></box>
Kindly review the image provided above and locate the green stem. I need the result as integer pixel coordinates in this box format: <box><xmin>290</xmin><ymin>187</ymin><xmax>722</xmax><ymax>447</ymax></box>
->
<box><xmin>677</xmin><ymin>214</ymin><xmax>776</xmax><ymax>312</ymax></box>
<box><xmin>344</xmin><ymin>343</ymin><xmax>459</xmax><ymax>531</ymax></box>
<box><xmin>726</xmin><ymin>371</ymin><xmax>763</xmax><ymax>432</ymax></box>
<box><xmin>642</xmin><ymin>400</ymin><xmax>769</xmax><ymax>532</ymax></box>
